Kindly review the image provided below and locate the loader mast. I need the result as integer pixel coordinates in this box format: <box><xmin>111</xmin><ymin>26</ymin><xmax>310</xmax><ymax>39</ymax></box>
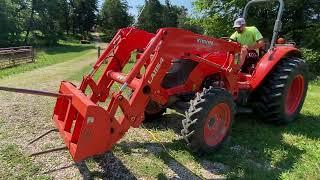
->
<box><xmin>52</xmin><ymin>27</ymin><xmax>241</xmax><ymax>161</ymax></box>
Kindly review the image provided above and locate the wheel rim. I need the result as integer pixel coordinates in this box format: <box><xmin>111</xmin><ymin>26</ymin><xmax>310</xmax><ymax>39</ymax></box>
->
<box><xmin>204</xmin><ymin>103</ymin><xmax>231</xmax><ymax>146</ymax></box>
<box><xmin>285</xmin><ymin>74</ymin><xmax>305</xmax><ymax>115</ymax></box>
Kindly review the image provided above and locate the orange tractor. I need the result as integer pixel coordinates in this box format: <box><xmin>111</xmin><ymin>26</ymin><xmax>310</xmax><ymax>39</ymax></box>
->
<box><xmin>0</xmin><ymin>0</ymin><xmax>309</xmax><ymax>162</ymax></box>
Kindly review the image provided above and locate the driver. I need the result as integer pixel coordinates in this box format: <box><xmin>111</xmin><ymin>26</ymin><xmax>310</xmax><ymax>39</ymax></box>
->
<box><xmin>230</xmin><ymin>18</ymin><xmax>264</xmax><ymax>67</ymax></box>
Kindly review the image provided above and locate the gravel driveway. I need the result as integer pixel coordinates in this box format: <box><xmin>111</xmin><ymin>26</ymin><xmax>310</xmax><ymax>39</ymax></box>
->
<box><xmin>0</xmin><ymin>52</ymin><xmax>98</xmax><ymax>179</ymax></box>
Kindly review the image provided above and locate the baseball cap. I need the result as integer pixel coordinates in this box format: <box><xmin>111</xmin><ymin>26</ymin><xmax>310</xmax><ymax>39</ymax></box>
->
<box><xmin>233</xmin><ymin>18</ymin><xmax>246</xmax><ymax>28</ymax></box>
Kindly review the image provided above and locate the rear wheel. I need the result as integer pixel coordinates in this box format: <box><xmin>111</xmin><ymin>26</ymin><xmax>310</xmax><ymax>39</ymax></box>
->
<box><xmin>181</xmin><ymin>87</ymin><xmax>235</xmax><ymax>153</ymax></box>
<box><xmin>256</xmin><ymin>57</ymin><xmax>309</xmax><ymax>124</ymax></box>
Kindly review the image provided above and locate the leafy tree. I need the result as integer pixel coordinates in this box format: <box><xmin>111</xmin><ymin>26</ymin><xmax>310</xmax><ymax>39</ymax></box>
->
<box><xmin>0</xmin><ymin>1</ymin><xmax>10</xmax><ymax>47</ymax></box>
<box><xmin>162</xmin><ymin>0</ymin><xmax>179</xmax><ymax>27</ymax></box>
<box><xmin>192</xmin><ymin>0</ymin><xmax>320</xmax><ymax>49</ymax></box>
<box><xmin>177</xmin><ymin>6</ymin><xmax>203</xmax><ymax>34</ymax></box>
<box><xmin>99</xmin><ymin>0</ymin><xmax>132</xmax><ymax>35</ymax></box>
<box><xmin>24</xmin><ymin>0</ymin><xmax>35</xmax><ymax>44</ymax></box>
<box><xmin>72</xmin><ymin>0</ymin><xmax>98</xmax><ymax>36</ymax></box>
<box><xmin>137</xmin><ymin>0</ymin><xmax>164</xmax><ymax>33</ymax></box>
<box><xmin>191</xmin><ymin>0</ymin><xmax>244</xmax><ymax>37</ymax></box>
<box><xmin>1</xmin><ymin>0</ymin><xmax>29</xmax><ymax>46</ymax></box>
<box><xmin>282</xmin><ymin>0</ymin><xmax>320</xmax><ymax>48</ymax></box>
<box><xmin>32</xmin><ymin>0</ymin><xmax>65</xmax><ymax>45</ymax></box>
<box><xmin>1</xmin><ymin>0</ymin><xmax>98</xmax><ymax>46</ymax></box>
<box><xmin>59</xmin><ymin>0</ymin><xmax>71</xmax><ymax>34</ymax></box>
<box><xmin>24</xmin><ymin>0</ymin><xmax>73</xmax><ymax>45</ymax></box>
<box><xmin>137</xmin><ymin>0</ymin><xmax>192</xmax><ymax>33</ymax></box>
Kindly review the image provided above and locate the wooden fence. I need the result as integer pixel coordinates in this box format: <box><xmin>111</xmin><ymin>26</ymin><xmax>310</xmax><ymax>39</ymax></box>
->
<box><xmin>0</xmin><ymin>46</ymin><xmax>35</xmax><ymax>69</ymax></box>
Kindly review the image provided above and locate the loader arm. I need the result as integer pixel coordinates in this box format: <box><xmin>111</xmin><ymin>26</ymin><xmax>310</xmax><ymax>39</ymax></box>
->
<box><xmin>53</xmin><ymin>27</ymin><xmax>241</xmax><ymax>162</ymax></box>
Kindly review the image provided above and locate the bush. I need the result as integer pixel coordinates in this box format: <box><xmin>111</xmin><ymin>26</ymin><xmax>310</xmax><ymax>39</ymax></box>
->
<box><xmin>100</xmin><ymin>30</ymin><xmax>117</xmax><ymax>42</ymax></box>
<box><xmin>301</xmin><ymin>48</ymin><xmax>320</xmax><ymax>77</ymax></box>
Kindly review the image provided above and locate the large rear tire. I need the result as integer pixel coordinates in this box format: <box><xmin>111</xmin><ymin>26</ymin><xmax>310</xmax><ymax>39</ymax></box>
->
<box><xmin>255</xmin><ymin>57</ymin><xmax>309</xmax><ymax>124</ymax></box>
<box><xmin>181</xmin><ymin>87</ymin><xmax>235</xmax><ymax>153</ymax></box>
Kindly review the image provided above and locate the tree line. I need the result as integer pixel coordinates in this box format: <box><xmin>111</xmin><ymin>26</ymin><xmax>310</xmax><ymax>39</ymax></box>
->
<box><xmin>98</xmin><ymin>0</ymin><xmax>201</xmax><ymax>41</ymax></box>
<box><xmin>192</xmin><ymin>0</ymin><xmax>320</xmax><ymax>50</ymax></box>
<box><xmin>0</xmin><ymin>0</ymin><xmax>197</xmax><ymax>47</ymax></box>
<box><xmin>192</xmin><ymin>0</ymin><xmax>319</xmax><ymax>74</ymax></box>
<box><xmin>0</xmin><ymin>0</ymin><xmax>97</xmax><ymax>47</ymax></box>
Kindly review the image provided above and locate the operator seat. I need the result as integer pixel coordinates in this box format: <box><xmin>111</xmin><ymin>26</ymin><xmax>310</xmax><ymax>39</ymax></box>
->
<box><xmin>241</xmin><ymin>38</ymin><xmax>269</xmax><ymax>74</ymax></box>
<box><xmin>241</xmin><ymin>50</ymin><xmax>259</xmax><ymax>73</ymax></box>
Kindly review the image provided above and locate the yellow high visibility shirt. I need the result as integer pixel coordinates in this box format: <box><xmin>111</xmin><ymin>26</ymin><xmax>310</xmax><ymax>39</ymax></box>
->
<box><xmin>230</xmin><ymin>26</ymin><xmax>263</xmax><ymax>48</ymax></box>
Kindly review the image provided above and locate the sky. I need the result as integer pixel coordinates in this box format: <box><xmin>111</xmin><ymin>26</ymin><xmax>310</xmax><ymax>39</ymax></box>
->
<box><xmin>99</xmin><ymin>0</ymin><xmax>193</xmax><ymax>16</ymax></box>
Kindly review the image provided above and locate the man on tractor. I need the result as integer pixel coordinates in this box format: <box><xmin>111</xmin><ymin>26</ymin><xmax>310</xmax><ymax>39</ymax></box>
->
<box><xmin>230</xmin><ymin>18</ymin><xmax>264</xmax><ymax>68</ymax></box>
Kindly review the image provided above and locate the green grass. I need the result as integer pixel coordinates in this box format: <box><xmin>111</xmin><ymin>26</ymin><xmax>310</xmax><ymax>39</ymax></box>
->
<box><xmin>68</xmin><ymin>62</ymin><xmax>135</xmax><ymax>82</ymax></box>
<box><xmin>112</xmin><ymin>83</ymin><xmax>320</xmax><ymax>179</ymax></box>
<box><xmin>0</xmin><ymin>144</ymin><xmax>51</xmax><ymax>179</ymax></box>
<box><xmin>67</xmin><ymin>63</ymin><xmax>93</xmax><ymax>82</ymax></box>
<box><xmin>67</xmin><ymin>51</ymin><xmax>137</xmax><ymax>82</ymax></box>
<box><xmin>0</xmin><ymin>43</ymin><xmax>96</xmax><ymax>79</ymax></box>
<box><xmin>65</xmin><ymin>57</ymin><xmax>320</xmax><ymax>179</ymax></box>
<box><xmin>311</xmin><ymin>77</ymin><xmax>320</xmax><ymax>86</ymax></box>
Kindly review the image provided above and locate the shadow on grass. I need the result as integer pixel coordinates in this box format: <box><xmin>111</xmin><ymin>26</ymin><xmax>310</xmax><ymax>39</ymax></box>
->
<box><xmin>143</xmin><ymin>112</ymin><xmax>186</xmax><ymax>134</ymax></box>
<box><xmin>209</xmin><ymin>113</ymin><xmax>320</xmax><ymax>179</ymax></box>
<box><xmin>39</xmin><ymin>152</ymin><xmax>136</xmax><ymax>179</ymax></box>
<box><xmin>286</xmin><ymin>114</ymin><xmax>320</xmax><ymax>140</ymax></box>
<box><xmin>140</xmin><ymin>112</ymin><xmax>320</xmax><ymax>179</ymax></box>
<box><xmin>78</xmin><ymin>153</ymin><xmax>137</xmax><ymax>180</ymax></box>
<box><xmin>40</xmin><ymin>44</ymin><xmax>95</xmax><ymax>55</ymax></box>
<box><xmin>117</xmin><ymin>140</ymin><xmax>202</xmax><ymax>180</ymax></box>
<box><xmin>74</xmin><ymin>112</ymin><xmax>320</xmax><ymax>179</ymax></box>
<box><xmin>147</xmin><ymin>112</ymin><xmax>320</xmax><ymax>179</ymax></box>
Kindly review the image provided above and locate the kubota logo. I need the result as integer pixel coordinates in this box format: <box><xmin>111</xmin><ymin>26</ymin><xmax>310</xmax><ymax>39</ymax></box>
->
<box><xmin>197</xmin><ymin>38</ymin><xmax>214</xmax><ymax>46</ymax></box>
<box><xmin>148</xmin><ymin>58</ymin><xmax>164</xmax><ymax>84</ymax></box>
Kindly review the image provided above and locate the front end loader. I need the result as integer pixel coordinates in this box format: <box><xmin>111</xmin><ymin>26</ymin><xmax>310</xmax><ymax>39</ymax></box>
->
<box><xmin>51</xmin><ymin>27</ymin><xmax>242</xmax><ymax>161</ymax></box>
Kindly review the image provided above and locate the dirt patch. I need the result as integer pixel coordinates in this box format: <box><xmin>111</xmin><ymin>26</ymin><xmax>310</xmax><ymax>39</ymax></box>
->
<box><xmin>0</xmin><ymin>53</ymin><xmax>96</xmax><ymax>179</ymax></box>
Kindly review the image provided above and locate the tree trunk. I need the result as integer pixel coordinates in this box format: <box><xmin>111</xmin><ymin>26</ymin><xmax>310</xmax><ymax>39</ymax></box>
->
<box><xmin>24</xmin><ymin>0</ymin><xmax>35</xmax><ymax>45</ymax></box>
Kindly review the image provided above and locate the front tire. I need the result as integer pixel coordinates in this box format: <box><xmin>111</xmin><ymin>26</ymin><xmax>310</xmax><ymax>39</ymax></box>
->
<box><xmin>181</xmin><ymin>87</ymin><xmax>235</xmax><ymax>153</ymax></box>
<box><xmin>256</xmin><ymin>57</ymin><xmax>309</xmax><ymax>124</ymax></box>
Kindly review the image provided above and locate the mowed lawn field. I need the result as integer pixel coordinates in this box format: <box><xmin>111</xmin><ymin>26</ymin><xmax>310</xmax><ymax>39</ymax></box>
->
<box><xmin>0</xmin><ymin>43</ymin><xmax>95</xmax><ymax>79</ymax></box>
<box><xmin>0</xmin><ymin>51</ymin><xmax>319</xmax><ymax>179</ymax></box>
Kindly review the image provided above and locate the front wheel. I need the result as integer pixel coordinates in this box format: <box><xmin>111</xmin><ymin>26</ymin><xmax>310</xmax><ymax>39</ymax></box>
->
<box><xmin>181</xmin><ymin>87</ymin><xmax>235</xmax><ymax>153</ymax></box>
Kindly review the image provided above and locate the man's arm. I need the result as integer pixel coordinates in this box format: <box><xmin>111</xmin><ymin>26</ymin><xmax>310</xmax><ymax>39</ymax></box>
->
<box><xmin>244</xmin><ymin>39</ymin><xmax>264</xmax><ymax>50</ymax></box>
<box><xmin>230</xmin><ymin>32</ymin><xmax>237</xmax><ymax>42</ymax></box>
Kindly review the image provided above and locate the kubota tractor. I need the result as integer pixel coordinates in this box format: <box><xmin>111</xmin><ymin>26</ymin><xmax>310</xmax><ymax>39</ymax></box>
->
<box><xmin>0</xmin><ymin>0</ymin><xmax>309</xmax><ymax>162</ymax></box>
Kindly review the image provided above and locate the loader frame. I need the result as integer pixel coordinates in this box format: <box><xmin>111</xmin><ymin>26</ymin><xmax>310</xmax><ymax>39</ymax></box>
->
<box><xmin>53</xmin><ymin>27</ymin><xmax>241</xmax><ymax>161</ymax></box>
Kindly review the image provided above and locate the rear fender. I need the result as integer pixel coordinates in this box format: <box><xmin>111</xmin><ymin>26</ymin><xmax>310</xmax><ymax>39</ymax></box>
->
<box><xmin>250</xmin><ymin>46</ymin><xmax>302</xmax><ymax>90</ymax></box>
